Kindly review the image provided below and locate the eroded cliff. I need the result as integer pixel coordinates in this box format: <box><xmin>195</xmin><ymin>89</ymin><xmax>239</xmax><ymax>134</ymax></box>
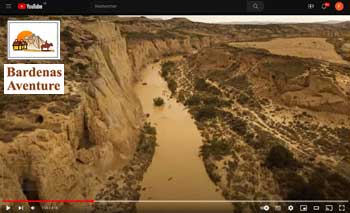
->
<box><xmin>0</xmin><ymin>18</ymin><xmax>144</xmax><ymax>210</ymax></box>
<box><xmin>0</xmin><ymin>16</ymin><xmax>215</xmax><ymax>212</ymax></box>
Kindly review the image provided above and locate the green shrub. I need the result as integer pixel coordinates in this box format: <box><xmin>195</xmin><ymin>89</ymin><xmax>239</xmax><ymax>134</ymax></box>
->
<box><xmin>137</xmin><ymin>122</ymin><xmax>157</xmax><ymax>154</ymax></box>
<box><xmin>336</xmin><ymin>127</ymin><xmax>350</xmax><ymax>144</ymax></box>
<box><xmin>202</xmin><ymin>95</ymin><xmax>230</xmax><ymax>107</ymax></box>
<box><xmin>227</xmin><ymin>75</ymin><xmax>250</xmax><ymax>90</ymax></box>
<box><xmin>237</xmin><ymin>93</ymin><xmax>250</xmax><ymax>105</ymax></box>
<box><xmin>194</xmin><ymin>78</ymin><xmax>221</xmax><ymax>95</ymax></box>
<box><xmin>62</xmin><ymin>26</ymin><xmax>79</xmax><ymax>47</ymax></box>
<box><xmin>161</xmin><ymin>61</ymin><xmax>176</xmax><ymax>79</ymax></box>
<box><xmin>205</xmin><ymin>163</ymin><xmax>221</xmax><ymax>183</ymax></box>
<box><xmin>185</xmin><ymin>95</ymin><xmax>201</xmax><ymax>106</ymax></box>
<box><xmin>177</xmin><ymin>90</ymin><xmax>186</xmax><ymax>102</ymax></box>
<box><xmin>193</xmin><ymin>105</ymin><xmax>218</xmax><ymax>121</ymax></box>
<box><xmin>167</xmin><ymin>79</ymin><xmax>177</xmax><ymax>94</ymax></box>
<box><xmin>262</xmin><ymin>58</ymin><xmax>308</xmax><ymax>79</ymax></box>
<box><xmin>62</xmin><ymin>26</ymin><xmax>73</xmax><ymax>40</ymax></box>
<box><xmin>143</xmin><ymin>122</ymin><xmax>157</xmax><ymax>135</ymax></box>
<box><xmin>153</xmin><ymin>97</ymin><xmax>165</xmax><ymax>106</ymax></box>
<box><xmin>276</xmin><ymin>170</ymin><xmax>324</xmax><ymax>200</ymax></box>
<box><xmin>200</xmin><ymin>138</ymin><xmax>231</xmax><ymax>160</ymax></box>
<box><xmin>287</xmin><ymin>179</ymin><xmax>325</xmax><ymax>200</ymax></box>
<box><xmin>228</xmin><ymin>116</ymin><xmax>247</xmax><ymax>136</ymax></box>
<box><xmin>266</xmin><ymin>145</ymin><xmax>297</xmax><ymax>169</ymax></box>
<box><xmin>194</xmin><ymin>78</ymin><xmax>208</xmax><ymax>91</ymax></box>
<box><xmin>0</xmin><ymin>95</ymin><xmax>54</xmax><ymax>113</ymax></box>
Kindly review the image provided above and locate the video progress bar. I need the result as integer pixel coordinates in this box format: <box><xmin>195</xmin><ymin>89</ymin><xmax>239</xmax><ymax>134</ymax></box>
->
<box><xmin>2</xmin><ymin>200</ymin><xmax>348</xmax><ymax>203</ymax></box>
<box><xmin>94</xmin><ymin>200</ymin><xmax>349</xmax><ymax>203</ymax></box>
<box><xmin>2</xmin><ymin>200</ymin><xmax>94</xmax><ymax>203</ymax></box>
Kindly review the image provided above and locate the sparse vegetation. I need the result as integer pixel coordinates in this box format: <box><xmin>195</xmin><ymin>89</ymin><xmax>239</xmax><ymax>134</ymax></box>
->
<box><xmin>177</xmin><ymin>90</ymin><xmax>186</xmax><ymax>102</ymax></box>
<box><xmin>205</xmin><ymin>163</ymin><xmax>221</xmax><ymax>184</ymax></box>
<box><xmin>184</xmin><ymin>94</ymin><xmax>201</xmax><ymax>106</ymax></box>
<box><xmin>194</xmin><ymin>78</ymin><xmax>208</xmax><ymax>91</ymax></box>
<box><xmin>262</xmin><ymin>58</ymin><xmax>309</xmax><ymax>79</ymax></box>
<box><xmin>237</xmin><ymin>93</ymin><xmax>250</xmax><ymax>105</ymax></box>
<box><xmin>1</xmin><ymin>17</ymin><xmax>350</xmax><ymax>211</ymax></box>
<box><xmin>327</xmin><ymin>36</ymin><xmax>350</xmax><ymax>61</ymax></box>
<box><xmin>0</xmin><ymin>95</ymin><xmax>52</xmax><ymax>113</ymax></box>
<box><xmin>275</xmin><ymin>167</ymin><xmax>350</xmax><ymax>200</ymax></box>
<box><xmin>137</xmin><ymin>122</ymin><xmax>157</xmax><ymax>154</ymax></box>
<box><xmin>202</xmin><ymin>95</ymin><xmax>230</xmax><ymax>107</ymax></box>
<box><xmin>156</xmin><ymin>39</ymin><xmax>350</xmax><ymax>207</ymax></box>
<box><xmin>227</xmin><ymin>75</ymin><xmax>250</xmax><ymax>90</ymax></box>
<box><xmin>160</xmin><ymin>61</ymin><xmax>178</xmax><ymax>95</ymax></box>
<box><xmin>143</xmin><ymin>122</ymin><xmax>157</xmax><ymax>135</ymax></box>
<box><xmin>194</xmin><ymin>78</ymin><xmax>221</xmax><ymax>95</ymax></box>
<box><xmin>200</xmin><ymin>138</ymin><xmax>231</xmax><ymax>160</ymax></box>
<box><xmin>192</xmin><ymin>105</ymin><xmax>218</xmax><ymax>121</ymax></box>
<box><xmin>336</xmin><ymin>127</ymin><xmax>350</xmax><ymax>144</ymax></box>
<box><xmin>161</xmin><ymin>61</ymin><xmax>176</xmax><ymax>79</ymax></box>
<box><xmin>167</xmin><ymin>79</ymin><xmax>177</xmax><ymax>94</ymax></box>
<box><xmin>228</xmin><ymin>116</ymin><xmax>247</xmax><ymax>136</ymax></box>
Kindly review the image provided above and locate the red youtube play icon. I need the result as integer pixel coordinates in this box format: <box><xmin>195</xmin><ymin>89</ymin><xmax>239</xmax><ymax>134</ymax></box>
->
<box><xmin>18</xmin><ymin>3</ymin><xmax>27</xmax><ymax>10</ymax></box>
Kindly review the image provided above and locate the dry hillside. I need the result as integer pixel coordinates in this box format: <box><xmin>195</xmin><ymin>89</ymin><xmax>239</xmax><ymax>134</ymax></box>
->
<box><xmin>0</xmin><ymin>16</ymin><xmax>349</xmax><ymax>212</ymax></box>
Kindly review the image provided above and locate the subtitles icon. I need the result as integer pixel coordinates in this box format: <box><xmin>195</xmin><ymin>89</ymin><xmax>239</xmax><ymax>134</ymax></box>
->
<box><xmin>274</xmin><ymin>205</ymin><xmax>282</xmax><ymax>211</ymax></box>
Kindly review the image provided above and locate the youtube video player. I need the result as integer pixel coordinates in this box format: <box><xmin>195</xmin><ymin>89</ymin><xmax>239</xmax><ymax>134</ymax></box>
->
<box><xmin>0</xmin><ymin>0</ymin><xmax>350</xmax><ymax>212</ymax></box>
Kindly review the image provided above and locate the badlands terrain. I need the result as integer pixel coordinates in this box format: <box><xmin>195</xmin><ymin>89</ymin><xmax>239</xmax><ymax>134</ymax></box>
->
<box><xmin>0</xmin><ymin>16</ymin><xmax>349</xmax><ymax>212</ymax></box>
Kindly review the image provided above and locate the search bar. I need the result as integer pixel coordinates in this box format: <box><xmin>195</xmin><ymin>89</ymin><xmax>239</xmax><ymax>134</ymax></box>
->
<box><xmin>247</xmin><ymin>1</ymin><xmax>264</xmax><ymax>12</ymax></box>
<box><xmin>93</xmin><ymin>0</ymin><xmax>118</xmax><ymax>9</ymax></box>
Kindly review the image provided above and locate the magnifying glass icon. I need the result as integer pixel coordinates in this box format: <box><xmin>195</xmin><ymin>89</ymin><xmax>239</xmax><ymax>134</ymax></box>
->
<box><xmin>248</xmin><ymin>1</ymin><xmax>264</xmax><ymax>12</ymax></box>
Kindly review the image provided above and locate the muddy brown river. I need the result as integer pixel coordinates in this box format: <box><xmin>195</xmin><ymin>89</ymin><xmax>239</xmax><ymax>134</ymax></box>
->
<box><xmin>135</xmin><ymin>61</ymin><xmax>232</xmax><ymax>213</ymax></box>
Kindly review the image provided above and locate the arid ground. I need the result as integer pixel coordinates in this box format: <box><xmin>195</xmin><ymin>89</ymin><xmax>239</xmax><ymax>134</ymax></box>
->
<box><xmin>0</xmin><ymin>16</ymin><xmax>349</xmax><ymax>212</ymax></box>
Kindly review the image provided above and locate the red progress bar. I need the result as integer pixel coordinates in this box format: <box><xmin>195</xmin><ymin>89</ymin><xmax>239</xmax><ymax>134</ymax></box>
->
<box><xmin>2</xmin><ymin>200</ymin><xmax>95</xmax><ymax>203</ymax></box>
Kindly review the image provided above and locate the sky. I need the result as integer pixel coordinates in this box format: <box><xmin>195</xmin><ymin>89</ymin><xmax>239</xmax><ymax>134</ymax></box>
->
<box><xmin>123</xmin><ymin>15</ymin><xmax>350</xmax><ymax>24</ymax></box>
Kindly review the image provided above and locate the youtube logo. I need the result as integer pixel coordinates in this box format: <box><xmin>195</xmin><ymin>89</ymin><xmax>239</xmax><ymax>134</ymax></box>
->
<box><xmin>18</xmin><ymin>3</ymin><xmax>26</xmax><ymax>10</ymax></box>
<box><xmin>17</xmin><ymin>2</ymin><xmax>44</xmax><ymax>10</ymax></box>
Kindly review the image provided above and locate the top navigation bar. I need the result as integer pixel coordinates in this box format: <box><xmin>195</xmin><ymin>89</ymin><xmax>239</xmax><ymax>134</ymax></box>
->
<box><xmin>1</xmin><ymin>0</ymin><xmax>350</xmax><ymax>15</ymax></box>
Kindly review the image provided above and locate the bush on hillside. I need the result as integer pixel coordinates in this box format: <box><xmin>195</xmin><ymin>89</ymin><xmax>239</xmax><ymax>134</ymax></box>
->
<box><xmin>266</xmin><ymin>145</ymin><xmax>297</xmax><ymax>169</ymax></box>
<box><xmin>153</xmin><ymin>97</ymin><xmax>165</xmax><ymax>106</ymax></box>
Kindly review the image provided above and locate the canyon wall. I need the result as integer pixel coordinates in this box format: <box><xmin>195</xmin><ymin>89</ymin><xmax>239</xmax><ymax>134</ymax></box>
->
<box><xmin>0</xmin><ymin>20</ymin><xmax>142</xmax><ymax>209</ymax></box>
<box><xmin>127</xmin><ymin>36</ymin><xmax>213</xmax><ymax>79</ymax></box>
<box><xmin>0</xmin><ymin>17</ymin><xmax>214</xmax><ymax>210</ymax></box>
